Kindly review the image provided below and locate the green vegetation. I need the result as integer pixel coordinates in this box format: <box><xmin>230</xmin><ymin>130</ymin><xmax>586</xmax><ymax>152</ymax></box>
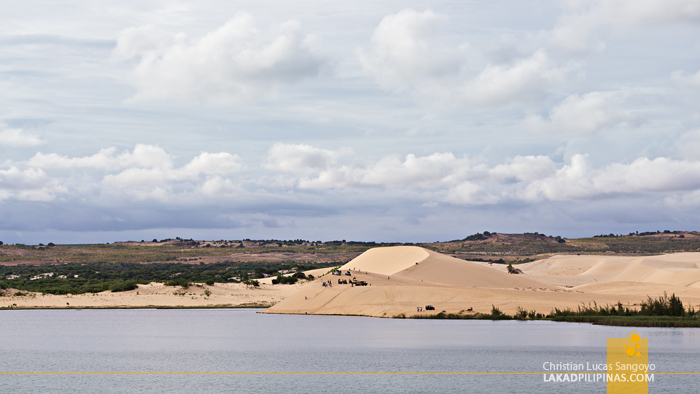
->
<box><xmin>271</xmin><ymin>271</ymin><xmax>308</xmax><ymax>285</ymax></box>
<box><xmin>0</xmin><ymin>260</ymin><xmax>338</xmax><ymax>295</ymax></box>
<box><xmin>243</xmin><ymin>280</ymin><xmax>260</xmax><ymax>288</ymax></box>
<box><xmin>432</xmin><ymin>230</ymin><xmax>700</xmax><ymax>257</ymax></box>
<box><xmin>0</xmin><ymin>240</ymin><xmax>375</xmax><ymax>265</ymax></box>
<box><xmin>405</xmin><ymin>294</ymin><xmax>700</xmax><ymax>327</ymax></box>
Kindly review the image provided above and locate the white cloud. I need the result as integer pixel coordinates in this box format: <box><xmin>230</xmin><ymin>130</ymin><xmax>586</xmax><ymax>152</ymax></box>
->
<box><xmin>20</xmin><ymin>145</ymin><xmax>246</xmax><ymax>201</ymax></box>
<box><xmin>520</xmin><ymin>154</ymin><xmax>700</xmax><ymax>202</ymax></box>
<box><xmin>0</xmin><ymin>166</ymin><xmax>65</xmax><ymax>201</ymax></box>
<box><xmin>264</xmin><ymin>143</ymin><xmax>350</xmax><ymax>172</ymax></box>
<box><xmin>183</xmin><ymin>152</ymin><xmax>245</xmax><ymax>175</ymax></box>
<box><xmin>463</xmin><ymin>50</ymin><xmax>564</xmax><ymax>107</ymax></box>
<box><xmin>550</xmin><ymin>0</ymin><xmax>700</xmax><ymax>52</ymax></box>
<box><xmin>359</xmin><ymin>10</ymin><xmax>563</xmax><ymax>108</ymax></box>
<box><xmin>444</xmin><ymin>182</ymin><xmax>498</xmax><ymax>205</ymax></box>
<box><xmin>10</xmin><ymin>141</ymin><xmax>700</xmax><ymax>210</ymax></box>
<box><xmin>198</xmin><ymin>175</ymin><xmax>240</xmax><ymax>196</ymax></box>
<box><xmin>671</xmin><ymin>69</ymin><xmax>700</xmax><ymax>89</ymax></box>
<box><xmin>358</xmin><ymin>9</ymin><xmax>463</xmax><ymax>90</ymax></box>
<box><xmin>114</xmin><ymin>13</ymin><xmax>325</xmax><ymax>104</ymax></box>
<box><xmin>0</xmin><ymin>128</ymin><xmax>46</xmax><ymax>147</ymax></box>
<box><xmin>28</xmin><ymin>145</ymin><xmax>172</xmax><ymax>170</ymax></box>
<box><xmin>490</xmin><ymin>155</ymin><xmax>557</xmax><ymax>183</ymax></box>
<box><xmin>526</xmin><ymin>91</ymin><xmax>635</xmax><ymax>135</ymax></box>
<box><xmin>260</xmin><ymin>144</ymin><xmax>700</xmax><ymax>206</ymax></box>
<box><xmin>297</xmin><ymin>152</ymin><xmax>472</xmax><ymax>190</ymax></box>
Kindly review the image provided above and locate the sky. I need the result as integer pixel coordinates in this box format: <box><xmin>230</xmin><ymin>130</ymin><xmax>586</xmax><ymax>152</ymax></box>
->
<box><xmin>1</xmin><ymin>0</ymin><xmax>700</xmax><ymax>244</ymax></box>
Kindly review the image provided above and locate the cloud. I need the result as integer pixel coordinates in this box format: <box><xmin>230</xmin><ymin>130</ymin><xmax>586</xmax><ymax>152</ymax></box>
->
<box><xmin>260</xmin><ymin>144</ymin><xmax>700</xmax><ymax>207</ymax></box>
<box><xmin>490</xmin><ymin>155</ymin><xmax>557</xmax><ymax>183</ymax></box>
<box><xmin>10</xmin><ymin>141</ymin><xmax>700</xmax><ymax>216</ymax></box>
<box><xmin>27</xmin><ymin>145</ymin><xmax>173</xmax><ymax>170</ymax></box>
<box><xmin>114</xmin><ymin>12</ymin><xmax>325</xmax><ymax>104</ymax></box>
<box><xmin>520</xmin><ymin>154</ymin><xmax>700</xmax><ymax>202</ymax></box>
<box><xmin>358</xmin><ymin>9</ymin><xmax>463</xmax><ymax>90</ymax></box>
<box><xmin>0</xmin><ymin>166</ymin><xmax>65</xmax><ymax>201</ymax></box>
<box><xmin>183</xmin><ymin>152</ymin><xmax>245</xmax><ymax>175</ymax></box>
<box><xmin>444</xmin><ymin>182</ymin><xmax>498</xmax><ymax>205</ymax></box>
<box><xmin>671</xmin><ymin>69</ymin><xmax>700</xmax><ymax>90</ymax></box>
<box><xmin>198</xmin><ymin>176</ymin><xmax>240</xmax><ymax>196</ymax></box>
<box><xmin>463</xmin><ymin>50</ymin><xmax>563</xmax><ymax>107</ymax></box>
<box><xmin>264</xmin><ymin>143</ymin><xmax>350</xmax><ymax>172</ymax></box>
<box><xmin>526</xmin><ymin>91</ymin><xmax>636</xmax><ymax>135</ymax></box>
<box><xmin>21</xmin><ymin>145</ymin><xmax>246</xmax><ymax>202</ymax></box>
<box><xmin>550</xmin><ymin>0</ymin><xmax>700</xmax><ymax>52</ymax></box>
<box><xmin>359</xmin><ymin>10</ymin><xmax>562</xmax><ymax>108</ymax></box>
<box><xmin>297</xmin><ymin>152</ymin><xmax>472</xmax><ymax>190</ymax></box>
<box><xmin>0</xmin><ymin>128</ymin><xmax>46</xmax><ymax>147</ymax></box>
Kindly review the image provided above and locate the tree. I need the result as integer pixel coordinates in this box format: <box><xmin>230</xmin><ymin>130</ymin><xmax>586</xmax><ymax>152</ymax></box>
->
<box><xmin>243</xmin><ymin>279</ymin><xmax>259</xmax><ymax>288</ymax></box>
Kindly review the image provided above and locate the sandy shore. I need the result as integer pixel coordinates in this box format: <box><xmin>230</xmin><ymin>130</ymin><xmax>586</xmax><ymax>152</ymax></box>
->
<box><xmin>0</xmin><ymin>282</ymin><xmax>303</xmax><ymax>309</ymax></box>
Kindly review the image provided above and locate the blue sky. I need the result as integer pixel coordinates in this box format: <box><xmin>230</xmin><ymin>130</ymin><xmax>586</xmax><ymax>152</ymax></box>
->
<box><xmin>2</xmin><ymin>1</ymin><xmax>700</xmax><ymax>244</ymax></box>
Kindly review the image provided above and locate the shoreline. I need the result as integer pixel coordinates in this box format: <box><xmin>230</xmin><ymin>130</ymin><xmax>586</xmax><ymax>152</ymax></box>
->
<box><xmin>0</xmin><ymin>304</ymin><xmax>271</xmax><ymax>310</ymax></box>
<box><xmin>3</xmin><ymin>305</ymin><xmax>697</xmax><ymax>328</ymax></box>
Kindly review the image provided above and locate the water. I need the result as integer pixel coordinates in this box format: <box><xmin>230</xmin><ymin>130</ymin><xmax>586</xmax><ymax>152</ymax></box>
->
<box><xmin>0</xmin><ymin>309</ymin><xmax>698</xmax><ymax>393</ymax></box>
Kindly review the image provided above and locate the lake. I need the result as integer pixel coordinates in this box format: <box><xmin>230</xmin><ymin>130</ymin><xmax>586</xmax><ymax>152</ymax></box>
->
<box><xmin>0</xmin><ymin>309</ymin><xmax>698</xmax><ymax>393</ymax></box>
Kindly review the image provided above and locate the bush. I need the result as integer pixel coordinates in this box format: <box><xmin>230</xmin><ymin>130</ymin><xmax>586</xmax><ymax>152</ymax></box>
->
<box><xmin>640</xmin><ymin>292</ymin><xmax>685</xmax><ymax>316</ymax></box>
<box><xmin>272</xmin><ymin>275</ymin><xmax>298</xmax><ymax>285</ymax></box>
<box><xmin>205</xmin><ymin>279</ymin><xmax>215</xmax><ymax>286</ymax></box>
<box><xmin>491</xmin><ymin>305</ymin><xmax>503</xmax><ymax>316</ymax></box>
<box><xmin>109</xmin><ymin>280</ymin><xmax>138</xmax><ymax>292</ymax></box>
<box><xmin>243</xmin><ymin>280</ymin><xmax>259</xmax><ymax>288</ymax></box>
<box><xmin>164</xmin><ymin>278</ymin><xmax>190</xmax><ymax>288</ymax></box>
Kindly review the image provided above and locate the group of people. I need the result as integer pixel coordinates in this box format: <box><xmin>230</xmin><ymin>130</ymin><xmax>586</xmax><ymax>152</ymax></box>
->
<box><xmin>321</xmin><ymin>280</ymin><xmax>333</xmax><ymax>287</ymax></box>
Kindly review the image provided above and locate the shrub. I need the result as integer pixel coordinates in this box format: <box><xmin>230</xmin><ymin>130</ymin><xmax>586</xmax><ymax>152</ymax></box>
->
<box><xmin>272</xmin><ymin>275</ymin><xmax>298</xmax><ymax>285</ymax></box>
<box><xmin>243</xmin><ymin>280</ymin><xmax>259</xmax><ymax>288</ymax></box>
<box><xmin>109</xmin><ymin>280</ymin><xmax>138</xmax><ymax>292</ymax></box>
<box><xmin>205</xmin><ymin>279</ymin><xmax>215</xmax><ymax>286</ymax></box>
<box><xmin>491</xmin><ymin>305</ymin><xmax>503</xmax><ymax>316</ymax></box>
<box><xmin>164</xmin><ymin>278</ymin><xmax>190</xmax><ymax>288</ymax></box>
<box><xmin>640</xmin><ymin>292</ymin><xmax>685</xmax><ymax>316</ymax></box>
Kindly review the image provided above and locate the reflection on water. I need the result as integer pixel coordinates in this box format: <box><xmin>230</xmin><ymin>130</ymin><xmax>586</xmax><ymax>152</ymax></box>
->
<box><xmin>0</xmin><ymin>309</ymin><xmax>698</xmax><ymax>393</ymax></box>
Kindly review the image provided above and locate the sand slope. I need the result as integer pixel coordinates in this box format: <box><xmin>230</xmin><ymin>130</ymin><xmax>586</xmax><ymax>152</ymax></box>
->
<box><xmin>339</xmin><ymin>246</ymin><xmax>429</xmax><ymax>276</ymax></box>
<box><xmin>264</xmin><ymin>247</ymin><xmax>700</xmax><ymax>317</ymax></box>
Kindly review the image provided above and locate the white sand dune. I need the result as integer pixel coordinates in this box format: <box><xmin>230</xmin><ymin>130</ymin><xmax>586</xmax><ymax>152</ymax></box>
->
<box><xmin>521</xmin><ymin>253</ymin><xmax>700</xmax><ymax>288</ymax></box>
<box><xmin>339</xmin><ymin>246</ymin><xmax>429</xmax><ymax>276</ymax></box>
<box><xmin>264</xmin><ymin>246</ymin><xmax>700</xmax><ymax>317</ymax></box>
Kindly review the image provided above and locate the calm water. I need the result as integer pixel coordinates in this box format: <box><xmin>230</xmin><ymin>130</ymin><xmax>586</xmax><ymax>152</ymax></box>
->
<box><xmin>0</xmin><ymin>309</ymin><xmax>698</xmax><ymax>393</ymax></box>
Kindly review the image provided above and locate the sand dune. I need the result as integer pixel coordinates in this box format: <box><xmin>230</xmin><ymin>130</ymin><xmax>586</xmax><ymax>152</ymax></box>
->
<box><xmin>521</xmin><ymin>253</ymin><xmax>700</xmax><ymax>288</ymax></box>
<box><xmin>339</xmin><ymin>246</ymin><xmax>429</xmax><ymax>276</ymax></box>
<box><xmin>264</xmin><ymin>246</ymin><xmax>700</xmax><ymax>317</ymax></box>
